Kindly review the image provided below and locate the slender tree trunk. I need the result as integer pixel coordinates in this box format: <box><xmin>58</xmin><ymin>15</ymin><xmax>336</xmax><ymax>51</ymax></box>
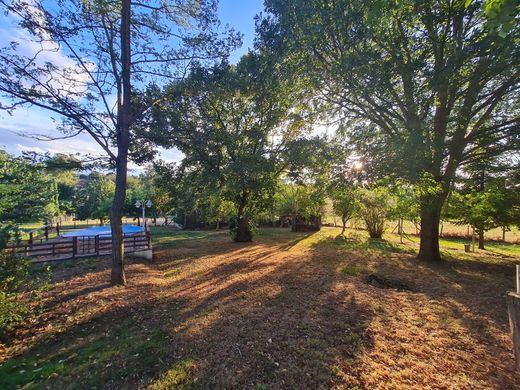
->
<box><xmin>341</xmin><ymin>217</ymin><xmax>347</xmax><ymax>235</ymax></box>
<box><xmin>100</xmin><ymin>218</ymin><xmax>104</xmax><ymax>226</ymax></box>
<box><xmin>503</xmin><ymin>226</ymin><xmax>507</xmax><ymax>242</ymax></box>
<box><xmin>478</xmin><ymin>229</ymin><xmax>485</xmax><ymax>250</ymax></box>
<box><xmin>417</xmin><ymin>195</ymin><xmax>444</xmax><ymax>262</ymax></box>
<box><xmin>399</xmin><ymin>218</ymin><xmax>403</xmax><ymax>244</ymax></box>
<box><xmin>291</xmin><ymin>215</ymin><xmax>296</xmax><ymax>232</ymax></box>
<box><xmin>110</xmin><ymin>0</ymin><xmax>131</xmax><ymax>286</ymax></box>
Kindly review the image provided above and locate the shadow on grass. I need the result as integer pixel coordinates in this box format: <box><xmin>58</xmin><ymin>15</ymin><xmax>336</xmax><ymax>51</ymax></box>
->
<box><xmin>316</xmin><ymin>233</ymin><xmax>415</xmax><ymax>255</ymax></box>
<box><xmin>1</xmin><ymin>230</ymin><xmax>375</xmax><ymax>389</ymax></box>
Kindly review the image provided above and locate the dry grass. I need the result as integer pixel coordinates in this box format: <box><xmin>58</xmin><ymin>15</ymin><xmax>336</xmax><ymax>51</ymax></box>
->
<box><xmin>1</xmin><ymin>227</ymin><xmax>519</xmax><ymax>389</ymax></box>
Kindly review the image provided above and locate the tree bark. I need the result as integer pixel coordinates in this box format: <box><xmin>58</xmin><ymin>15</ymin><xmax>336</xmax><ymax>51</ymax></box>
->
<box><xmin>341</xmin><ymin>217</ymin><xmax>347</xmax><ymax>235</ymax></box>
<box><xmin>110</xmin><ymin>0</ymin><xmax>131</xmax><ymax>286</ymax></box>
<box><xmin>478</xmin><ymin>229</ymin><xmax>485</xmax><ymax>250</ymax></box>
<box><xmin>235</xmin><ymin>216</ymin><xmax>252</xmax><ymax>242</ymax></box>
<box><xmin>417</xmin><ymin>196</ymin><xmax>444</xmax><ymax>262</ymax></box>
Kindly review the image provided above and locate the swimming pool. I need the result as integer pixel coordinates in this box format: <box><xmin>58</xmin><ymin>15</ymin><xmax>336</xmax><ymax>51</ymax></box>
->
<box><xmin>62</xmin><ymin>224</ymin><xmax>144</xmax><ymax>238</ymax></box>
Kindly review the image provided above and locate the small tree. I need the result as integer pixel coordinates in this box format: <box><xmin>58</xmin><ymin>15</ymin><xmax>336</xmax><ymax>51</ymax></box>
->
<box><xmin>358</xmin><ymin>187</ymin><xmax>393</xmax><ymax>239</ymax></box>
<box><xmin>331</xmin><ymin>186</ymin><xmax>360</xmax><ymax>235</ymax></box>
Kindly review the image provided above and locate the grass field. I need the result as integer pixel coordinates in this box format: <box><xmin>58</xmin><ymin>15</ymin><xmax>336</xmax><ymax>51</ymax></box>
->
<box><xmin>1</xmin><ymin>227</ymin><xmax>519</xmax><ymax>389</ymax></box>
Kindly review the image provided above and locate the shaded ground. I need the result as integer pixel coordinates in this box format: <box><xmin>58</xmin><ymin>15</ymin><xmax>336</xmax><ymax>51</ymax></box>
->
<box><xmin>1</xmin><ymin>227</ymin><xmax>519</xmax><ymax>389</ymax></box>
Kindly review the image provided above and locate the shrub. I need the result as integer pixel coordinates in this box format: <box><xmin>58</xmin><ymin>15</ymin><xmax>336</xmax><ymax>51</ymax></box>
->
<box><xmin>0</xmin><ymin>291</ymin><xmax>31</xmax><ymax>336</ymax></box>
<box><xmin>358</xmin><ymin>187</ymin><xmax>394</xmax><ymax>239</ymax></box>
<box><xmin>0</xmin><ymin>251</ymin><xmax>30</xmax><ymax>292</ymax></box>
<box><xmin>0</xmin><ymin>251</ymin><xmax>33</xmax><ymax>337</ymax></box>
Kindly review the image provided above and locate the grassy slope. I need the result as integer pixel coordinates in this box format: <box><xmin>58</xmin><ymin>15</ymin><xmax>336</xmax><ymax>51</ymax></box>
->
<box><xmin>1</xmin><ymin>227</ymin><xmax>519</xmax><ymax>389</ymax></box>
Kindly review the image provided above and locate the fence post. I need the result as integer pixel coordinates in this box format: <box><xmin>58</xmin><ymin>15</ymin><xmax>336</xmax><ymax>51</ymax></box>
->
<box><xmin>29</xmin><ymin>232</ymin><xmax>33</xmax><ymax>246</ymax></box>
<box><xmin>72</xmin><ymin>237</ymin><xmax>78</xmax><ymax>258</ymax></box>
<box><xmin>147</xmin><ymin>231</ymin><xmax>151</xmax><ymax>249</ymax></box>
<box><xmin>95</xmin><ymin>235</ymin><xmax>99</xmax><ymax>255</ymax></box>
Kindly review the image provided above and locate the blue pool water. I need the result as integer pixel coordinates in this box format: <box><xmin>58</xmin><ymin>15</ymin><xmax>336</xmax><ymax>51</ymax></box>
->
<box><xmin>62</xmin><ymin>224</ymin><xmax>144</xmax><ymax>238</ymax></box>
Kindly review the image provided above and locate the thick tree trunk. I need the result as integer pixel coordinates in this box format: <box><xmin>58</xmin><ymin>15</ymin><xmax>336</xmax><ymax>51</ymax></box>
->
<box><xmin>235</xmin><ymin>216</ymin><xmax>252</xmax><ymax>242</ymax></box>
<box><xmin>417</xmin><ymin>196</ymin><xmax>444</xmax><ymax>262</ymax></box>
<box><xmin>110</xmin><ymin>0</ymin><xmax>131</xmax><ymax>286</ymax></box>
<box><xmin>478</xmin><ymin>229</ymin><xmax>485</xmax><ymax>250</ymax></box>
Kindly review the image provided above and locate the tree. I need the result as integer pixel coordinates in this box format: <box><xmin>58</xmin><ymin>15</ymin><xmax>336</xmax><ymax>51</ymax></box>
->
<box><xmin>262</xmin><ymin>0</ymin><xmax>520</xmax><ymax>261</ymax></box>
<box><xmin>330</xmin><ymin>186</ymin><xmax>360</xmax><ymax>235</ymax></box>
<box><xmin>154</xmin><ymin>53</ymin><xmax>308</xmax><ymax>241</ymax></box>
<box><xmin>74</xmin><ymin>173</ymin><xmax>115</xmax><ymax>226</ymax></box>
<box><xmin>0</xmin><ymin>0</ymin><xmax>238</xmax><ymax>284</ymax></box>
<box><xmin>0</xmin><ymin>150</ymin><xmax>59</xmax><ymax>247</ymax></box>
<box><xmin>358</xmin><ymin>187</ymin><xmax>394</xmax><ymax>239</ymax></box>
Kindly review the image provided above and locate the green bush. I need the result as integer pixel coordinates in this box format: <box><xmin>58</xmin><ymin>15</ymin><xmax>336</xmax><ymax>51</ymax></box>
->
<box><xmin>0</xmin><ymin>251</ymin><xmax>30</xmax><ymax>292</ymax></box>
<box><xmin>0</xmin><ymin>291</ymin><xmax>31</xmax><ymax>335</ymax></box>
<box><xmin>0</xmin><ymin>251</ymin><xmax>33</xmax><ymax>337</ymax></box>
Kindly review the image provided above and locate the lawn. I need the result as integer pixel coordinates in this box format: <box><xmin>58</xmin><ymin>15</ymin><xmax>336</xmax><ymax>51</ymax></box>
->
<box><xmin>1</xmin><ymin>227</ymin><xmax>519</xmax><ymax>389</ymax></box>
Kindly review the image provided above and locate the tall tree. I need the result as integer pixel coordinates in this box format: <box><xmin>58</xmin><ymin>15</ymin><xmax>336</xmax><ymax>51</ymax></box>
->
<box><xmin>262</xmin><ymin>0</ymin><xmax>520</xmax><ymax>261</ymax></box>
<box><xmin>153</xmin><ymin>53</ymin><xmax>309</xmax><ymax>241</ymax></box>
<box><xmin>0</xmin><ymin>0</ymin><xmax>239</xmax><ymax>284</ymax></box>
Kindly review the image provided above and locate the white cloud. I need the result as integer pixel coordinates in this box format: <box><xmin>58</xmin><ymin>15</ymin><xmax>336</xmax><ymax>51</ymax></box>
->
<box><xmin>16</xmin><ymin>143</ymin><xmax>45</xmax><ymax>154</ymax></box>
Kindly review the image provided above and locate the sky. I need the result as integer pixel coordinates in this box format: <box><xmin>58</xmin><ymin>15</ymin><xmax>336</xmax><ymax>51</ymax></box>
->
<box><xmin>0</xmin><ymin>0</ymin><xmax>265</xmax><ymax>171</ymax></box>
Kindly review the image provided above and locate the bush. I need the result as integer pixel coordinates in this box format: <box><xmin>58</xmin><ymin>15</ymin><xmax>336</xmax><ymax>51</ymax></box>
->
<box><xmin>0</xmin><ymin>291</ymin><xmax>31</xmax><ymax>335</ymax></box>
<box><xmin>0</xmin><ymin>251</ymin><xmax>30</xmax><ymax>292</ymax></box>
<box><xmin>0</xmin><ymin>251</ymin><xmax>33</xmax><ymax>337</ymax></box>
<box><xmin>359</xmin><ymin>187</ymin><xmax>393</xmax><ymax>239</ymax></box>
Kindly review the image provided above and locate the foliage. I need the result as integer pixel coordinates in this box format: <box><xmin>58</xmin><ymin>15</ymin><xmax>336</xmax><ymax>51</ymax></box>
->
<box><xmin>0</xmin><ymin>251</ymin><xmax>32</xmax><ymax>335</ymax></box>
<box><xmin>276</xmin><ymin>184</ymin><xmax>326</xmax><ymax>230</ymax></box>
<box><xmin>0</xmin><ymin>150</ymin><xmax>59</xmax><ymax>247</ymax></box>
<box><xmin>74</xmin><ymin>173</ymin><xmax>115</xmax><ymax>225</ymax></box>
<box><xmin>330</xmin><ymin>186</ymin><xmax>361</xmax><ymax>234</ymax></box>
<box><xmin>358</xmin><ymin>187</ymin><xmax>394</xmax><ymax>239</ymax></box>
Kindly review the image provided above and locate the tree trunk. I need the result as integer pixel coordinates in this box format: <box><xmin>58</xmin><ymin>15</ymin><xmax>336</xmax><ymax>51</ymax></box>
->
<box><xmin>109</xmin><ymin>0</ymin><xmax>131</xmax><ymax>286</ymax></box>
<box><xmin>341</xmin><ymin>217</ymin><xmax>347</xmax><ymax>235</ymax></box>
<box><xmin>478</xmin><ymin>229</ymin><xmax>485</xmax><ymax>250</ymax></box>
<box><xmin>235</xmin><ymin>216</ymin><xmax>252</xmax><ymax>242</ymax></box>
<box><xmin>100</xmin><ymin>218</ymin><xmax>104</xmax><ymax>226</ymax></box>
<box><xmin>503</xmin><ymin>226</ymin><xmax>507</xmax><ymax>242</ymax></box>
<box><xmin>291</xmin><ymin>215</ymin><xmax>296</xmax><ymax>232</ymax></box>
<box><xmin>417</xmin><ymin>196</ymin><xmax>444</xmax><ymax>262</ymax></box>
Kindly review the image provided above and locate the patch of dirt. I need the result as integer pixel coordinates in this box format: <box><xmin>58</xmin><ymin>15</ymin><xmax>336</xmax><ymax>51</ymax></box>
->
<box><xmin>362</xmin><ymin>273</ymin><xmax>415</xmax><ymax>291</ymax></box>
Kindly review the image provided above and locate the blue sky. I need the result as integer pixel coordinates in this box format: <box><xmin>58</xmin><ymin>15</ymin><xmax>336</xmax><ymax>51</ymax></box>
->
<box><xmin>0</xmin><ymin>0</ymin><xmax>265</xmax><ymax>169</ymax></box>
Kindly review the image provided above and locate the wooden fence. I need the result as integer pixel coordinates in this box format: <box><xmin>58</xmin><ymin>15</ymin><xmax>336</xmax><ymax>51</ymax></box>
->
<box><xmin>5</xmin><ymin>231</ymin><xmax>151</xmax><ymax>262</ymax></box>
